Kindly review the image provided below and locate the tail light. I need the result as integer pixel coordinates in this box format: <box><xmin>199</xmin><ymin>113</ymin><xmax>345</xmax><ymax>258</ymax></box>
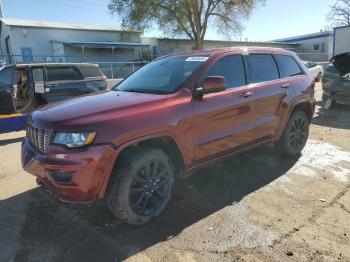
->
<box><xmin>100</xmin><ymin>75</ymin><xmax>108</xmax><ymax>81</ymax></box>
<box><xmin>310</xmin><ymin>79</ymin><xmax>316</xmax><ymax>96</ymax></box>
<box><xmin>311</xmin><ymin>79</ymin><xmax>316</xmax><ymax>89</ymax></box>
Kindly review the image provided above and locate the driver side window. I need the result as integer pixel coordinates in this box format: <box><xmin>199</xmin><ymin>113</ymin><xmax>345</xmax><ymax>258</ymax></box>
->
<box><xmin>207</xmin><ymin>55</ymin><xmax>246</xmax><ymax>89</ymax></box>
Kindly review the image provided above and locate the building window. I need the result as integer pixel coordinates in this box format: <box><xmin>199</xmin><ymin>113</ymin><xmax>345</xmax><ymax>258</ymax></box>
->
<box><xmin>313</xmin><ymin>44</ymin><xmax>320</xmax><ymax>51</ymax></box>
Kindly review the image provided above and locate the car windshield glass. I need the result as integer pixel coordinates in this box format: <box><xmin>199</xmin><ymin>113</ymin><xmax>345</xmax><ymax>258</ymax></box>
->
<box><xmin>115</xmin><ymin>56</ymin><xmax>208</xmax><ymax>94</ymax></box>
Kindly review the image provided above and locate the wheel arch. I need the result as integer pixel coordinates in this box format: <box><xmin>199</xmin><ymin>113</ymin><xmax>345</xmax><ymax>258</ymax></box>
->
<box><xmin>290</xmin><ymin>100</ymin><xmax>314</xmax><ymax>122</ymax></box>
<box><xmin>275</xmin><ymin>99</ymin><xmax>315</xmax><ymax>141</ymax></box>
<box><xmin>98</xmin><ymin>133</ymin><xmax>186</xmax><ymax>199</ymax></box>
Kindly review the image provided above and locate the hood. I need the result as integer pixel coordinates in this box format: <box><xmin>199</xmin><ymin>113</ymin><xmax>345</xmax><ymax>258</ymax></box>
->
<box><xmin>330</xmin><ymin>52</ymin><xmax>350</xmax><ymax>76</ymax></box>
<box><xmin>32</xmin><ymin>90</ymin><xmax>168</xmax><ymax>127</ymax></box>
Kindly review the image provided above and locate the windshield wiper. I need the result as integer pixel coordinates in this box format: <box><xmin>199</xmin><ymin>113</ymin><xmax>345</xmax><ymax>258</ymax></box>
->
<box><xmin>117</xmin><ymin>88</ymin><xmax>168</xmax><ymax>94</ymax></box>
<box><xmin>118</xmin><ymin>88</ymin><xmax>151</xmax><ymax>94</ymax></box>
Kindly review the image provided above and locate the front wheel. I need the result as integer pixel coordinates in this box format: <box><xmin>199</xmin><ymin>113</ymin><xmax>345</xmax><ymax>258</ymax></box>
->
<box><xmin>106</xmin><ymin>147</ymin><xmax>174</xmax><ymax>225</ymax></box>
<box><xmin>276</xmin><ymin>110</ymin><xmax>310</xmax><ymax>156</ymax></box>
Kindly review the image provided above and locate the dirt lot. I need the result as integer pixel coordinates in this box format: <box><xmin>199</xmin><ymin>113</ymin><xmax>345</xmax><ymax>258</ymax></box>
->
<box><xmin>1</xmin><ymin>83</ymin><xmax>350</xmax><ymax>262</ymax></box>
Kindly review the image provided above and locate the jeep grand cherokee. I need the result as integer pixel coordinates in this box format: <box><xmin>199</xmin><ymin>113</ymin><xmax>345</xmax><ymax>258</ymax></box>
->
<box><xmin>22</xmin><ymin>47</ymin><xmax>315</xmax><ymax>225</ymax></box>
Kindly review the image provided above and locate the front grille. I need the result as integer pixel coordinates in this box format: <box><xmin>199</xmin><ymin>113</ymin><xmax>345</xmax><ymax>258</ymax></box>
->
<box><xmin>27</xmin><ymin>124</ymin><xmax>54</xmax><ymax>152</ymax></box>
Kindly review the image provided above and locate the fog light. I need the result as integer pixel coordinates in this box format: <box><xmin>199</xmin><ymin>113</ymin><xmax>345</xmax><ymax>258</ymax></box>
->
<box><xmin>50</xmin><ymin>171</ymin><xmax>74</xmax><ymax>183</ymax></box>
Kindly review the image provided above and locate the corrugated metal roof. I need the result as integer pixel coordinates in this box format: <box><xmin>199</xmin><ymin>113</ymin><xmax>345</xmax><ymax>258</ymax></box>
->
<box><xmin>0</xmin><ymin>18</ymin><xmax>140</xmax><ymax>32</ymax></box>
<box><xmin>275</xmin><ymin>31</ymin><xmax>333</xmax><ymax>43</ymax></box>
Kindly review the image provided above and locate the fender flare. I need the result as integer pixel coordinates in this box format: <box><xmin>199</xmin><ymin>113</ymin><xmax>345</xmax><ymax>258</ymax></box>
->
<box><xmin>97</xmin><ymin>131</ymin><xmax>187</xmax><ymax>199</ymax></box>
<box><xmin>275</xmin><ymin>97</ymin><xmax>315</xmax><ymax>140</ymax></box>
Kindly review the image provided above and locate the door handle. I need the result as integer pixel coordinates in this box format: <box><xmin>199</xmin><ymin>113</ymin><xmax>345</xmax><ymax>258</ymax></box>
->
<box><xmin>281</xmin><ymin>83</ymin><xmax>291</xmax><ymax>88</ymax></box>
<box><xmin>239</xmin><ymin>91</ymin><xmax>253</xmax><ymax>98</ymax></box>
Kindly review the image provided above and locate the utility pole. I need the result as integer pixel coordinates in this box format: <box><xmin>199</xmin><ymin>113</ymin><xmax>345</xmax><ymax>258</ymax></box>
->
<box><xmin>0</xmin><ymin>0</ymin><xmax>3</xmax><ymax>18</ymax></box>
<box><xmin>0</xmin><ymin>0</ymin><xmax>4</xmax><ymax>62</ymax></box>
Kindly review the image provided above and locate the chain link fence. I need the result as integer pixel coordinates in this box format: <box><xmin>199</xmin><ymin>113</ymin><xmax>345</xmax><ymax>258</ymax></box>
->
<box><xmin>0</xmin><ymin>55</ymin><xmax>148</xmax><ymax>79</ymax></box>
<box><xmin>296</xmin><ymin>53</ymin><xmax>330</xmax><ymax>62</ymax></box>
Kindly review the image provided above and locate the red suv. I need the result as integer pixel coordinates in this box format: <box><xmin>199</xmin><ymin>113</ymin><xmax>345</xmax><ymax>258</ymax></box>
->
<box><xmin>22</xmin><ymin>47</ymin><xmax>315</xmax><ymax>225</ymax></box>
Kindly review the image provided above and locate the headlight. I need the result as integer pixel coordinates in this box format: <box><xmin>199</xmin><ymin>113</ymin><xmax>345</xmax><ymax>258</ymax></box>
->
<box><xmin>53</xmin><ymin>131</ymin><xmax>96</xmax><ymax>148</ymax></box>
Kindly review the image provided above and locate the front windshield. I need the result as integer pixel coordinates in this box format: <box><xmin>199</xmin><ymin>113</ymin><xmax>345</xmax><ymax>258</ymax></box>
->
<box><xmin>115</xmin><ymin>56</ymin><xmax>208</xmax><ymax>94</ymax></box>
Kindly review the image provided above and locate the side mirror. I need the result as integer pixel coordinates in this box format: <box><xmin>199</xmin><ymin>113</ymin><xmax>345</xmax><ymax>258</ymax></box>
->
<box><xmin>194</xmin><ymin>76</ymin><xmax>226</xmax><ymax>97</ymax></box>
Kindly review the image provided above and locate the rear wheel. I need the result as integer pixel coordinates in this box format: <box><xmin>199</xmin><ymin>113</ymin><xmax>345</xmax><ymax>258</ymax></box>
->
<box><xmin>276</xmin><ymin>110</ymin><xmax>310</xmax><ymax>156</ymax></box>
<box><xmin>106</xmin><ymin>147</ymin><xmax>174</xmax><ymax>225</ymax></box>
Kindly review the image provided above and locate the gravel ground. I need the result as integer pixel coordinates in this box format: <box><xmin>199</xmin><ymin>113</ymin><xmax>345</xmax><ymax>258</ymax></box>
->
<box><xmin>0</xmin><ymin>83</ymin><xmax>349</xmax><ymax>262</ymax></box>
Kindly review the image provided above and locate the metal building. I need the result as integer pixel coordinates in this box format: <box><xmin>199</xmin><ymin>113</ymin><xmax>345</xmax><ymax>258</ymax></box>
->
<box><xmin>333</xmin><ymin>26</ymin><xmax>350</xmax><ymax>57</ymax></box>
<box><xmin>0</xmin><ymin>18</ymin><xmax>149</xmax><ymax>65</ymax></box>
<box><xmin>276</xmin><ymin>31</ymin><xmax>334</xmax><ymax>62</ymax></box>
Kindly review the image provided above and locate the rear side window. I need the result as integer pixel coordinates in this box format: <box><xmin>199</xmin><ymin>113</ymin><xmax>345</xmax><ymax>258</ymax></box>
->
<box><xmin>207</xmin><ymin>55</ymin><xmax>246</xmax><ymax>89</ymax></box>
<box><xmin>32</xmin><ymin>68</ymin><xmax>44</xmax><ymax>82</ymax></box>
<box><xmin>247</xmin><ymin>54</ymin><xmax>279</xmax><ymax>83</ymax></box>
<box><xmin>46</xmin><ymin>67</ymin><xmax>82</xmax><ymax>81</ymax></box>
<box><xmin>275</xmin><ymin>55</ymin><xmax>302</xmax><ymax>78</ymax></box>
<box><xmin>79</xmin><ymin>66</ymin><xmax>104</xmax><ymax>78</ymax></box>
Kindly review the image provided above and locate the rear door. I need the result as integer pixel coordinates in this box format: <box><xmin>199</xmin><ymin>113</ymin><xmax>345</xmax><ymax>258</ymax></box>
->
<box><xmin>247</xmin><ymin>54</ymin><xmax>298</xmax><ymax>140</ymax></box>
<box><xmin>0</xmin><ymin>66</ymin><xmax>16</xmax><ymax>114</ymax></box>
<box><xmin>192</xmin><ymin>54</ymin><xmax>256</xmax><ymax>162</ymax></box>
<box><xmin>44</xmin><ymin>66</ymin><xmax>86</xmax><ymax>103</ymax></box>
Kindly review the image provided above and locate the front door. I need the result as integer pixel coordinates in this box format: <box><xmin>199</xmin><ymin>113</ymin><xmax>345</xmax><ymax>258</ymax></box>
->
<box><xmin>0</xmin><ymin>66</ymin><xmax>16</xmax><ymax>114</ymax></box>
<box><xmin>191</xmin><ymin>55</ymin><xmax>256</xmax><ymax>162</ymax></box>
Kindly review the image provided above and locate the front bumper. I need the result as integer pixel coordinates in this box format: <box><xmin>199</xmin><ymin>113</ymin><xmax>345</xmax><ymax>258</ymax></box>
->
<box><xmin>323</xmin><ymin>90</ymin><xmax>350</xmax><ymax>104</ymax></box>
<box><xmin>21</xmin><ymin>138</ymin><xmax>117</xmax><ymax>203</ymax></box>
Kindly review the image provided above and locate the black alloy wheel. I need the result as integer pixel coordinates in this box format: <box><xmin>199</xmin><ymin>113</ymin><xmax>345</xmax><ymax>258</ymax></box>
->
<box><xmin>129</xmin><ymin>159</ymin><xmax>172</xmax><ymax>216</ymax></box>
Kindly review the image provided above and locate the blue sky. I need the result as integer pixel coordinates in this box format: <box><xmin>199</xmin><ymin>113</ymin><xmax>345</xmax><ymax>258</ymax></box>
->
<box><xmin>2</xmin><ymin>0</ymin><xmax>335</xmax><ymax>41</ymax></box>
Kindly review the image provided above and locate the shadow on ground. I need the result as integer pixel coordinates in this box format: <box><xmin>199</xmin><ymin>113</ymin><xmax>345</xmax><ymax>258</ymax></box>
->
<box><xmin>312</xmin><ymin>102</ymin><xmax>350</xmax><ymax>129</ymax></box>
<box><xmin>0</xmin><ymin>146</ymin><xmax>299</xmax><ymax>262</ymax></box>
<box><xmin>0</xmin><ymin>137</ymin><xmax>24</xmax><ymax>146</ymax></box>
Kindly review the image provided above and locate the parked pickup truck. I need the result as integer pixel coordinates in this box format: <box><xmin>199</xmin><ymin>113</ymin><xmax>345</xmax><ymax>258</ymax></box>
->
<box><xmin>304</xmin><ymin>61</ymin><xmax>323</xmax><ymax>82</ymax></box>
<box><xmin>22</xmin><ymin>47</ymin><xmax>316</xmax><ymax>225</ymax></box>
<box><xmin>0</xmin><ymin>63</ymin><xmax>107</xmax><ymax>114</ymax></box>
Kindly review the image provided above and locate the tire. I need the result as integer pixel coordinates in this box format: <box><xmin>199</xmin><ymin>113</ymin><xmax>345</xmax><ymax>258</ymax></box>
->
<box><xmin>106</xmin><ymin>146</ymin><xmax>174</xmax><ymax>225</ymax></box>
<box><xmin>322</xmin><ymin>93</ymin><xmax>336</xmax><ymax>109</ymax></box>
<box><xmin>276</xmin><ymin>110</ymin><xmax>310</xmax><ymax>156</ymax></box>
<box><xmin>16</xmin><ymin>91</ymin><xmax>35</xmax><ymax>114</ymax></box>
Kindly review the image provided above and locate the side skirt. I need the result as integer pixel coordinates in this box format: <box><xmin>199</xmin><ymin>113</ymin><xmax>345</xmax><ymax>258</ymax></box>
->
<box><xmin>183</xmin><ymin>137</ymin><xmax>276</xmax><ymax>177</ymax></box>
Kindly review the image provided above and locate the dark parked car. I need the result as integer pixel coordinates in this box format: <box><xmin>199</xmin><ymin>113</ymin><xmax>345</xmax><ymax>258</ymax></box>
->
<box><xmin>322</xmin><ymin>52</ymin><xmax>350</xmax><ymax>108</ymax></box>
<box><xmin>0</xmin><ymin>63</ymin><xmax>107</xmax><ymax>114</ymax></box>
<box><xmin>22</xmin><ymin>47</ymin><xmax>315</xmax><ymax>225</ymax></box>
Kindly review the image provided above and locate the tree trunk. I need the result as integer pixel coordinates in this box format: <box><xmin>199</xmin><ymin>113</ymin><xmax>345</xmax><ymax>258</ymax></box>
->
<box><xmin>194</xmin><ymin>38</ymin><xmax>204</xmax><ymax>50</ymax></box>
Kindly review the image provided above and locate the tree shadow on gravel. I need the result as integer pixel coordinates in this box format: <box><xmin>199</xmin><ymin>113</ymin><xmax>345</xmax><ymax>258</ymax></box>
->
<box><xmin>0</xmin><ymin>145</ymin><xmax>300</xmax><ymax>262</ymax></box>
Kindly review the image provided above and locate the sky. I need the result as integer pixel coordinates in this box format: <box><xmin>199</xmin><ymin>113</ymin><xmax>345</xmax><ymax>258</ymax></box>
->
<box><xmin>2</xmin><ymin>0</ymin><xmax>336</xmax><ymax>41</ymax></box>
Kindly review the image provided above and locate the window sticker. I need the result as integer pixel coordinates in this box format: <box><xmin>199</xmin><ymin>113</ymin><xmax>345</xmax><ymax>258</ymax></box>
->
<box><xmin>185</xmin><ymin>56</ymin><xmax>209</xmax><ymax>62</ymax></box>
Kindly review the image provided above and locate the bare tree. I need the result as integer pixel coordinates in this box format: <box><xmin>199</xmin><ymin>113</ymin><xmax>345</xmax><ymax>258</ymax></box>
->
<box><xmin>327</xmin><ymin>0</ymin><xmax>350</xmax><ymax>28</ymax></box>
<box><xmin>109</xmin><ymin>0</ymin><xmax>264</xmax><ymax>50</ymax></box>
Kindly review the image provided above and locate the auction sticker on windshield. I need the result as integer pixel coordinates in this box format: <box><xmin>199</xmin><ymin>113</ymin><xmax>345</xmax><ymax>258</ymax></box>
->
<box><xmin>185</xmin><ymin>57</ymin><xmax>209</xmax><ymax>62</ymax></box>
